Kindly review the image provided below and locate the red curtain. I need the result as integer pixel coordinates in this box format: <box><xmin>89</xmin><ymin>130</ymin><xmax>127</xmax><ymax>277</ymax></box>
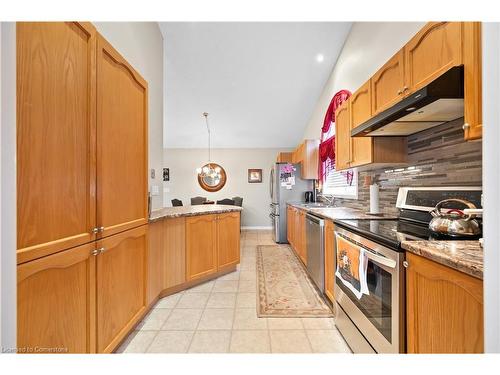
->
<box><xmin>318</xmin><ymin>90</ymin><xmax>351</xmax><ymax>181</ymax></box>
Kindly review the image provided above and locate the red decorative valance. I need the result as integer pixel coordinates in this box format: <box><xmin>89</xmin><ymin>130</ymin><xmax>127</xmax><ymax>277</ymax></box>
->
<box><xmin>321</xmin><ymin>89</ymin><xmax>351</xmax><ymax>135</ymax></box>
<box><xmin>319</xmin><ymin>136</ymin><xmax>335</xmax><ymax>163</ymax></box>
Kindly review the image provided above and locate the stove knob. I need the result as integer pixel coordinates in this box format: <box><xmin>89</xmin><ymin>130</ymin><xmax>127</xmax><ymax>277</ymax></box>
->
<box><xmin>403</xmin><ymin>261</ymin><xmax>409</xmax><ymax>268</ymax></box>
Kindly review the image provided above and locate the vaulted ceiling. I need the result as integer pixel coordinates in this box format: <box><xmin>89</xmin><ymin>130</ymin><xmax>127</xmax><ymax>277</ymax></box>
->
<box><xmin>160</xmin><ymin>22</ymin><xmax>352</xmax><ymax>148</ymax></box>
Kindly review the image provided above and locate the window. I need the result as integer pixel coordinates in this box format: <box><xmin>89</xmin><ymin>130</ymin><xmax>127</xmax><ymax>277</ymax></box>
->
<box><xmin>322</xmin><ymin>166</ymin><xmax>358</xmax><ymax>199</ymax></box>
<box><xmin>321</xmin><ymin>126</ymin><xmax>358</xmax><ymax>199</ymax></box>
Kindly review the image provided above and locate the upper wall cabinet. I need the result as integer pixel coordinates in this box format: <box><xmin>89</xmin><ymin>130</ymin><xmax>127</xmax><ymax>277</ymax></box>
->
<box><xmin>463</xmin><ymin>22</ymin><xmax>482</xmax><ymax>140</ymax></box>
<box><xmin>335</xmin><ymin>101</ymin><xmax>351</xmax><ymax>171</ymax></box>
<box><xmin>292</xmin><ymin>139</ymin><xmax>320</xmax><ymax>179</ymax></box>
<box><xmin>17</xmin><ymin>22</ymin><xmax>98</xmax><ymax>263</ymax></box>
<box><xmin>371</xmin><ymin>50</ymin><xmax>406</xmax><ymax>115</ymax></box>
<box><xmin>96</xmin><ymin>35</ymin><xmax>149</xmax><ymax>239</ymax></box>
<box><xmin>405</xmin><ymin>22</ymin><xmax>463</xmax><ymax>94</ymax></box>
<box><xmin>350</xmin><ymin>81</ymin><xmax>373</xmax><ymax>167</ymax></box>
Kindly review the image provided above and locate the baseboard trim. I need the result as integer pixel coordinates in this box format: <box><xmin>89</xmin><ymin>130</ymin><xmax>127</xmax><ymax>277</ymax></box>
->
<box><xmin>241</xmin><ymin>226</ymin><xmax>273</xmax><ymax>230</ymax></box>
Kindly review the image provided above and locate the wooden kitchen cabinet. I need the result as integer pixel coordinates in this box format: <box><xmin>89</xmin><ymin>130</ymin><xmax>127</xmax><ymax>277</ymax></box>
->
<box><xmin>163</xmin><ymin>217</ymin><xmax>187</xmax><ymax>290</ymax></box>
<box><xmin>287</xmin><ymin>206</ymin><xmax>295</xmax><ymax>248</ymax></box>
<box><xmin>217</xmin><ymin>212</ymin><xmax>241</xmax><ymax>269</ymax></box>
<box><xmin>16</xmin><ymin>22</ymin><xmax>98</xmax><ymax>263</ymax></box>
<box><xmin>96</xmin><ymin>34</ymin><xmax>149</xmax><ymax>239</ymax></box>
<box><xmin>186</xmin><ymin>214</ymin><xmax>218</xmax><ymax>281</ymax></box>
<box><xmin>17</xmin><ymin>242</ymin><xmax>96</xmax><ymax>353</ymax></box>
<box><xmin>96</xmin><ymin>226</ymin><xmax>148</xmax><ymax>353</ymax></box>
<box><xmin>350</xmin><ymin>81</ymin><xmax>374</xmax><ymax>167</ymax></box>
<box><xmin>405</xmin><ymin>22</ymin><xmax>463</xmax><ymax>94</ymax></box>
<box><xmin>277</xmin><ymin>152</ymin><xmax>293</xmax><ymax>163</ymax></box>
<box><xmin>147</xmin><ymin>220</ymin><xmax>164</xmax><ymax>305</ymax></box>
<box><xmin>324</xmin><ymin>220</ymin><xmax>335</xmax><ymax>303</ymax></box>
<box><xmin>406</xmin><ymin>252</ymin><xmax>483</xmax><ymax>353</ymax></box>
<box><xmin>335</xmin><ymin>100</ymin><xmax>351</xmax><ymax>171</ymax></box>
<box><xmin>335</xmin><ymin>98</ymin><xmax>407</xmax><ymax>171</ymax></box>
<box><xmin>291</xmin><ymin>140</ymin><xmax>320</xmax><ymax>179</ymax></box>
<box><xmin>371</xmin><ymin>50</ymin><xmax>406</xmax><ymax>114</ymax></box>
<box><xmin>297</xmin><ymin>210</ymin><xmax>307</xmax><ymax>265</ymax></box>
<box><xmin>463</xmin><ymin>22</ymin><xmax>483</xmax><ymax>140</ymax></box>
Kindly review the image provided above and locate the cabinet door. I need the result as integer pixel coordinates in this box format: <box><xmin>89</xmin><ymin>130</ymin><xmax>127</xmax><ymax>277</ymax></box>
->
<box><xmin>163</xmin><ymin>217</ymin><xmax>186</xmax><ymax>289</ymax></box>
<box><xmin>96</xmin><ymin>226</ymin><xmax>148</xmax><ymax>353</ymax></box>
<box><xmin>463</xmin><ymin>22</ymin><xmax>482</xmax><ymax>140</ymax></box>
<box><xmin>217</xmin><ymin>212</ymin><xmax>241</xmax><ymax>269</ymax></box>
<box><xmin>299</xmin><ymin>211</ymin><xmax>307</xmax><ymax>265</ymax></box>
<box><xmin>17</xmin><ymin>22</ymin><xmax>97</xmax><ymax>263</ymax></box>
<box><xmin>96</xmin><ymin>34</ymin><xmax>148</xmax><ymax>239</ymax></box>
<box><xmin>405</xmin><ymin>22</ymin><xmax>463</xmax><ymax>94</ymax></box>
<box><xmin>147</xmin><ymin>220</ymin><xmax>164</xmax><ymax>305</ymax></box>
<box><xmin>406</xmin><ymin>252</ymin><xmax>483</xmax><ymax>353</ymax></box>
<box><xmin>350</xmin><ymin>81</ymin><xmax>373</xmax><ymax>167</ymax></box>
<box><xmin>186</xmin><ymin>214</ymin><xmax>218</xmax><ymax>281</ymax></box>
<box><xmin>371</xmin><ymin>50</ymin><xmax>405</xmax><ymax>114</ymax></box>
<box><xmin>324</xmin><ymin>220</ymin><xmax>335</xmax><ymax>303</ymax></box>
<box><xmin>287</xmin><ymin>207</ymin><xmax>293</xmax><ymax>246</ymax></box>
<box><xmin>17</xmin><ymin>242</ymin><xmax>96</xmax><ymax>353</ymax></box>
<box><xmin>334</xmin><ymin>100</ymin><xmax>351</xmax><ymax>171</ymax></box>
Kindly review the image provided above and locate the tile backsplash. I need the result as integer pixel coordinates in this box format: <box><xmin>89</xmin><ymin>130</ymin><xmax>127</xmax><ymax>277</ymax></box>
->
<box><xmin>330</xmin><ymin>117</ymin><xmax>482</xmax><ymax>215</ymax></box>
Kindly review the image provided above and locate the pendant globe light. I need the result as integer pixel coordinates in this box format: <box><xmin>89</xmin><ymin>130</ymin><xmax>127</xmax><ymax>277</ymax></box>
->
<box><xmin>196</xmin><ymin>112</ymin><xmax>222</xmax><ymax>179</ymax></box>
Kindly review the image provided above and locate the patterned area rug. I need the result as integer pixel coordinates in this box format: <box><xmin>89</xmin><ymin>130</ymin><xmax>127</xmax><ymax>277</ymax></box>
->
<box><xmin>256</xmin><ymin>245</ymin><xmax>333</xmax><ymax>317</ymax></box>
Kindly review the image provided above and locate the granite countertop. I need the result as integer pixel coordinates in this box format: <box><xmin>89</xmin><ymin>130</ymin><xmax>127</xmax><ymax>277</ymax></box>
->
<box><xmin>287</xmin><ymin>202</ymin><xmax>398</xmax><ymax>221</ymax></box>
<box><xmin>149</xmin><ymin>204</ymin><xmax>242</xmax><ymax>222</ymax></box>
<box><xmin>401</xmin><ymin>240</ymin><xmax>483</xmax><ymax>280</ymax></box>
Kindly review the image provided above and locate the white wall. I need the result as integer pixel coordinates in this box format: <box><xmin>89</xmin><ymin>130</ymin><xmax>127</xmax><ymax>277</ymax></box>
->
<box><xmin>303</xmin><ymin>22</ymin><xmax>425</xmax><ymax>140</ymax></box>
<box><xmin>94</xmin><ymin>22</ymin><xmax>164</xmax><ymax>209</ymax></box>
<box><xmin>483</xmin><ymin>22</ymin><xmax>500</xmax><ymax>353</ymax></box>
<box><xmin>0</xmin><ymin>22</ymin><xmax>16</xmax><ymax>351</ymax></box>
<box><xmin>163</xmin><ymin>148</ymin><xmax>292</xmax><ymax>227</ymax></box>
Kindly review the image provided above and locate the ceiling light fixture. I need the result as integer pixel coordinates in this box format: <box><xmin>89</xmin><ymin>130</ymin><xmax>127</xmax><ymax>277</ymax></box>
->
<box><xmin>196</xmin><ymin>112</ymin><xmax>221</xmax><ymax>180</ymax></box>
<box><xmin>316</xmin><ymin>53</ymin><xmax>324</xmax><ymax>63</ymax></box>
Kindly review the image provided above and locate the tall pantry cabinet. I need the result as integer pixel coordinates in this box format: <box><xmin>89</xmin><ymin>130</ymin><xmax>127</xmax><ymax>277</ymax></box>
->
<box><xmin>16</xmin><ymin>22</ymin><xmax>149</xmax><ymax>353</ymax></box>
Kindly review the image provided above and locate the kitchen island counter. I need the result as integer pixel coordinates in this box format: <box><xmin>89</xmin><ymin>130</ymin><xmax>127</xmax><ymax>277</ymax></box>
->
<box><xmin>149</xmin><ymin>204</ymin><xmax>242</xmax><ymax>222</ymax></box>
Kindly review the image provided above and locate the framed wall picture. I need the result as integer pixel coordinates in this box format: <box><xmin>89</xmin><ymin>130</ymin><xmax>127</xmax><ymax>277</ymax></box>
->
<box><xmin>248</xmin><ymin>168</ymin><xmax>262</xmax><ymax>183</ymax></box>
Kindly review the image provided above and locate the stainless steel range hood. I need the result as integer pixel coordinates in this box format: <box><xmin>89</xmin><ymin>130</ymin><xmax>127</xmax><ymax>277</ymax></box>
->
<box><xmin>351</xmin><ymin>66</ymin><xmax>464</xmax><ymax>137</ymax></box>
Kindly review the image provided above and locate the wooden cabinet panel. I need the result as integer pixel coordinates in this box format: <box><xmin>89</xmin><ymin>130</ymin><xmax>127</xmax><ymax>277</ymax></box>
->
<box><xmin>406</xmin><ymin>252</ymin><xmax>483</xmax><ymax>353</ymax></box>
<box><xmin>298</xmin><ymin>210</ymin><xmax>307</xmax><ymax>265</ymax></box>
<box><xmin>186</xmin><ymin>215</ymin><xmax>218</xmax><ymax>281</ymax></box>
<box><xmin>164</xmin><ymin>217</ymin><xmax>186</xmax><ymax>289</ymax></box>
<box><xmin>96</xmin><ymin>34</ymin><xmax>148</xmax><ymax>239</ymax></box>
<box><xmin>287</xmin><ymin>206</ymin><xmax>294</xmax><ymax>247</ymax></box>
<box><xmin>335</xmin><ymin>101</ymin><xmax>351</xmax><ymax>171</ymax></box>
<box><xmin>405</xmin><ymin>22</ymin><xmax>463</xmax><ymax>94</ymax></box>
<box><xmin>277</xmin><ymin>152</ymin><xmax>293</xmax><ymax>163</ymax></box>
<box><xmin>350</xmin><ymin>81</ymin><xmax>373</xmax><ymax>167</ymax></box>
<box><xmin>96</xmin><ymin>226</ymin><xmax>148</xmax><ymax>353</ymax></box>
<box><xmin>324</xmin><ymin>220</ymin><xmax>335</xmax><ymax>303</ymax></box>
<box><xmin>217</xmin><ymin>212</ymin><xmax>241</xmax><ymax>269</ymax></box>
<box><xmin>463</xmin><ymin>22</ymin><xmax>482</xmax><ymax>140</ymax></box>
<box><xmin>17</xmin><ymin>22</ymin><xmax>97</xmax><ymax>263</ymax></box>
<box><xmin>17</xmin><ymin>242</ymin><xmax>96</xmax><ymax>353</ymax></box>
<box><xmin>371</xmin><ymin>50</ymin><xmax>405</xmax><ymax>114</ymax></box>
<box><xmin>147</xmin><ymin>220</ymin><xmax>164</xmax><ymax>305</ymax></box>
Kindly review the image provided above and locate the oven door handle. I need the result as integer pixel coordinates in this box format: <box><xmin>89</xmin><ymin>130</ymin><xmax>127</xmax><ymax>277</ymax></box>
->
<box><xmin>335</xmin><ymin>232</ymin><xmax>397</xmax><ymax>269</ymax></box>
<box><xmin>363</xmin><ymin>248</ymin><xmax>397</xmax><ymax>269</ymax></box>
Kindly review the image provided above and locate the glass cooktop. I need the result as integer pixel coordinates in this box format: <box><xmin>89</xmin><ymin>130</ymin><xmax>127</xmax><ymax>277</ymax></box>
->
<box><xmin>334</xmin><ymin>219</ymin><xmax>479</xmax><ymax>250</ymax></box>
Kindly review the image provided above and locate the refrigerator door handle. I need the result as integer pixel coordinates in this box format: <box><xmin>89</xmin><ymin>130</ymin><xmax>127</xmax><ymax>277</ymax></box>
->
<box><xmin>270</xmin><ymin>168</ymin><xmax>274</xmax><ymax>200</ymax></box>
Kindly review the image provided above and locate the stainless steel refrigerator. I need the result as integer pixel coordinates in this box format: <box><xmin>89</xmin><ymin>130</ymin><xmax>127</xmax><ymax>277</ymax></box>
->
<box><xmin>269</xmin><ymin>163</ymin><xmax>313</xmax><ymax>243</ymax></box>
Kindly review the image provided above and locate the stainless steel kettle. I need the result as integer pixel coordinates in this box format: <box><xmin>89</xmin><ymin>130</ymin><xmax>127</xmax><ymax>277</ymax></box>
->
<box><xmin>428</xmin><ymin>198</ymin><xmax>481</xmax><ymax>237</ymax></box>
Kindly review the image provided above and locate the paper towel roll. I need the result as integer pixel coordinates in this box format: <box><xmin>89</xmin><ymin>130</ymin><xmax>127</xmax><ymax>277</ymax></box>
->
<box><xmin>369</xmin><ymin>184</ymin><xmax>380</xmax><ymax>214</ymax></box>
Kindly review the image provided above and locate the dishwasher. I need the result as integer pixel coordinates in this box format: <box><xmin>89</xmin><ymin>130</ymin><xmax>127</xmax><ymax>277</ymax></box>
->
<box><xmin>305</xmin><ymin>213</ymin><xmax>325</xmax><ymax>293</ymax></box>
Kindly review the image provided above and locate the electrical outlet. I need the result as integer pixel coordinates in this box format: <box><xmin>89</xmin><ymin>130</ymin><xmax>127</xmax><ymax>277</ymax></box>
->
<box><xmin>150</xmin><ymin>169</ymin><xmax>155</xmax><ymax>179</ymax></box>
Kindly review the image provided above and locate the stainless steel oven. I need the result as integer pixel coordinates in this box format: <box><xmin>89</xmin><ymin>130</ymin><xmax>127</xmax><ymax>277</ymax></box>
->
<box><xmin>334</xmin><ymin>226</ymin><xmax>405</xmax><ymax>353</ymax></box>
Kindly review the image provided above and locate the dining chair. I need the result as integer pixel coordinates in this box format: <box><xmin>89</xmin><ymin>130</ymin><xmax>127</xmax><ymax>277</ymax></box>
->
<box><xmin>232</xmin><ymin>196</ymin><xmax>243</xmax><ymax>207</ymax></box>
<box><xmin>171</xmin><ymin>199</ymin><xmax>183</xmax><ymax>207</ymax></box>
<box><xmin>216</xmin><ymin>198</ymin><xmax>235</xmax><ymax>205</ymax></box>
<box><xmin>191</xmin><ymin>196</ymin><xmax>207</xmax><ymax>205</ymax></box>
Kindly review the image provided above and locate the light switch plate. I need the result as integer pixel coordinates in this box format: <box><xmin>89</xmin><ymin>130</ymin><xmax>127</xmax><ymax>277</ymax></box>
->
<box><xmin>150</xmin><ymin>169</ymin><xmax>155</xmax><ymax>179</ymax></box>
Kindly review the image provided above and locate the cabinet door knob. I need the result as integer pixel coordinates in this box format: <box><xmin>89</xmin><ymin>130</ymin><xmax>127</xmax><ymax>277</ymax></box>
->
<box><xmin>91</xmin><ymin>248</ymin><xmax>105</xmax><ymax>256</ymax></box>
<box><xmin>462</xmin><ymin>123</ymin><xmax>470</xmax><ymax>130</ymax></box>
<box><xmin>91</xmin><ymin>226</ymin><xmax>104</xmax><ymax>234</ymax></box>
<box><xmin>403</xmin><ymin>260</ymin><xmax>409</xmax><ymax>268</ymax></box>
<box><xmin>403</xmin><ymin>86</ymin><xmax>409</xmax><ymax>92</ymax></box>
<box><xmin>397</xmin><ymin>89</ymin><xmax>403</xmax><ymax>95</ymax></box>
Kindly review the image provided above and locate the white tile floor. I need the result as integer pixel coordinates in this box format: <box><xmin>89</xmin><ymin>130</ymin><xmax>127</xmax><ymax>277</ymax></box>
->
<box><xmin>116</xmin><ymin>229</ymin><xmax>352</xmax><ymax>353</ymax></box>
